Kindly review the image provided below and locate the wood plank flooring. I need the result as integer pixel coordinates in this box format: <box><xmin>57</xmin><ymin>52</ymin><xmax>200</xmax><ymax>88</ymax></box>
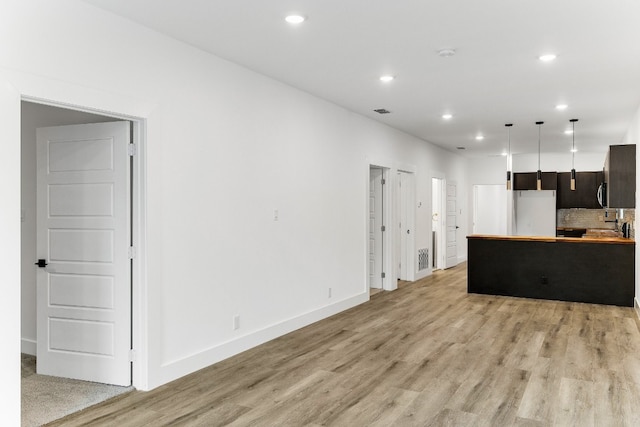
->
<box><xmin>47</xmin><ymin>263</ymin><xmax>640</xmax><ymax>426</ymax></box>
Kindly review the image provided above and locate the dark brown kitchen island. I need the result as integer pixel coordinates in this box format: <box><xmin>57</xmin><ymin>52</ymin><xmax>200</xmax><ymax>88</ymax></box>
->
<box><xmin>467</xmin><ymin>235</ymin><xmax>635</xmax><ymax>307</ymax></box>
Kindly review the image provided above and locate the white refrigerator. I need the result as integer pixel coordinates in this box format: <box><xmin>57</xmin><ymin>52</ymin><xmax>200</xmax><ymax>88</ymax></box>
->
<box><xmin>514</xmin><ymin>190</ymin><xmax>556</xmax><ymax>237</ymax></box>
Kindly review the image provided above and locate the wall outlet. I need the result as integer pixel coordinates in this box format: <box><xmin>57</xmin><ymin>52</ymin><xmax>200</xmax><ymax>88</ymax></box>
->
<box><xmin>328</xmin><ymin>287</ymin><xmax>332</xmax><ymax>298</ymax></box>
<box><xmin>233</xmin><ymin>315</ymin><xmax>240</xmax><ymax>330</ymax></box>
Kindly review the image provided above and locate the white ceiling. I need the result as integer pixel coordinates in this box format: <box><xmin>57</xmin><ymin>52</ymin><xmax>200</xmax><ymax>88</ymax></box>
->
<box><xmin>82</xmin><ymin>0</ymin><xmax>640</xmax><ymax>158</ymax></box>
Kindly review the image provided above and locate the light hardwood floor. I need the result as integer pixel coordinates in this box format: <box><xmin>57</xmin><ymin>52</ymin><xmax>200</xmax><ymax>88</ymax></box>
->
<box><xmin>48</xmin><ymin>263</ymin><xmax>640</xmax><ymax>426</ymax></box>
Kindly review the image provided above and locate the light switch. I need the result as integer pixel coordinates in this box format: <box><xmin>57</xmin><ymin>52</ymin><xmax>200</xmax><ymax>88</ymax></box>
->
<box><xmin>274</xmin><ymin>209</ymin><xmax>279</xmax><ymax>221</ymax></box>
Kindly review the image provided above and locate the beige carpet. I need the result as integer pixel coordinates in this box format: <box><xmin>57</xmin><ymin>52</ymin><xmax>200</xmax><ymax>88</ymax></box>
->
<box><xmin>21</xmin><ymin>354</ymin><xmax>133</xmax><ymax>427</ymax></box>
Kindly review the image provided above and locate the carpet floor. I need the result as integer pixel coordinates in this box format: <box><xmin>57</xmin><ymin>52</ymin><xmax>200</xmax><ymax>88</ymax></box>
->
<box><xmin>21</xmin><ymin>354</ymin><xmax>133</xmax><ymax>427</ymax></box>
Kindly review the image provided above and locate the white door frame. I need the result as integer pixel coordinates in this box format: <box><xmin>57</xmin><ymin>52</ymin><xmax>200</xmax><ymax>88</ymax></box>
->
<box><xmin>368</xmin><ymin>167</ymin><xmax>384</xmax><ymax>290</ymax></box>
<box><xmin>23</xmin><ymin>95</ymin><xmax>147</xmax><ymax>389</ymax></box>
<box><xmin>432</xmin><ymin>173</ymin><xmax>446</xmax><ymax>270</ymax></box>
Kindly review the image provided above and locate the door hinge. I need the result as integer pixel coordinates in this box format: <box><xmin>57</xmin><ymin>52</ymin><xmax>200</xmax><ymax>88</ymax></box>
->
<box><xmin>128</xmin><ymin>246</ymin><xmax>136</xmax><ymax>259</ymax></box>
<box><xmin>381</xmin><ymin>225</ymin><xmax>386</xmax><ymax>232</ymax></box>
<box><xmin>129</xmin><ymin>349</ymin><xmax>136</xmax><ymax>362</ymax></box>
<box><xmin>381</xmin><ymin>272</ymin><xmax>386</xmax><ymax>279</ymax></box>
<box><xmin>128</xmin><ymin>143</ymin><xmax>137</xmax><ymax>156</ymax></box>
<box><xmin>381</xmin><ymin>178</ymin><xmax>386</xmax><ymax>185</ymax></box>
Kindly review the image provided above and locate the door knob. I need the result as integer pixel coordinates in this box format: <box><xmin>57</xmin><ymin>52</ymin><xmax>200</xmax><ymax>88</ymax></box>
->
<box><xmin>35</xmin><ymin>259</ymin><xmax>48</xmax><ymax>268</ymax></box>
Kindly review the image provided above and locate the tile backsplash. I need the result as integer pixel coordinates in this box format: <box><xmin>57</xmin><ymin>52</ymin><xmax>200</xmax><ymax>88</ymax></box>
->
<box><xmin>557</xmin><ymin>208</ymin><xmax>635</xmax><ymax>237</ymax></box>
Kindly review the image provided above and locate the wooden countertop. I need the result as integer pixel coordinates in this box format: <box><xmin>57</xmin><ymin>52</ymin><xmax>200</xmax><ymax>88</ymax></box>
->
<box><xmin>467</xmin><ymin>234</ymin><xmax>635</xmax><ymax>245</ymax></box>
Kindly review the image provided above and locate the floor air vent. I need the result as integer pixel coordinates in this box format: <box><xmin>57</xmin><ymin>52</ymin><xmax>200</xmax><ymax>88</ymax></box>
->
<box><xmin>418</xmin><ymin>248</ymin><xmax>428</xmax><ymax>271</ymax></box>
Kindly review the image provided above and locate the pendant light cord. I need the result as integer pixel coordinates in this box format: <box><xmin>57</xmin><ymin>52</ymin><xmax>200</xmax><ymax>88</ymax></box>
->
<box><xmin>508</xmin><ymin>127</ymin><xmax>511</xmax><ymax>170</ymax></box>
<box><xmin>571</xmin><ymin>120</ymin><xmax>576</xmax><ymax>169</ymax></box>
<box><xmin>506</xmin><ymin>123</ymin><xmax>513</xmax><ymax>170</ymax></box>
<box><xmin>537</xmin><ymin>123</ymin><xmax>541</xmax><ymax>170</ymax></box>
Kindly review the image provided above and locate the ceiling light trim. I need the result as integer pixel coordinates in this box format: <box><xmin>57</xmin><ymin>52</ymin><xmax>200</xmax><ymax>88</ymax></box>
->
<box><xmin>285</xmin><ymin>15</ymin><xmax>306</xmax><ymax>24</ymax></box>
<box><xmin>539</xmin><ymin>54</ymin><xmax>557</xmax><ymax>62</ymax></box>
<box><xmin>437</xmin><ymin>48</ymin><xmax>456</xmax><ymax>57</ymax></box>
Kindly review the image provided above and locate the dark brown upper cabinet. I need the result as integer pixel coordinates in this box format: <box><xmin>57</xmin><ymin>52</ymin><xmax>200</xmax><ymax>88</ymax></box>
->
<box><xmin>556</xmin><ymin>171</ymin><xmax>603</xmax><ymax>209</ymax></box>
<box><xmin>604</xmin><ymin>144</ymin><xmax>636</xmax><ymax>208</ymax></box>
<box><xmin>513</xmin><ymin>172</ymin><xmax>557</xmax><ymax>191</ymax></box>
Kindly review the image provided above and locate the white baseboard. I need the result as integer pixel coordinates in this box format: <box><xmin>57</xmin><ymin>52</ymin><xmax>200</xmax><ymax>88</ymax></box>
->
<box><xmin>21</xmin><ymin>338</ymin><xmax>36</xmax><ymax>355</ymax></box>
<box><xmin>635</xmin><ymin>297</ymin><xmax>640</xmax><ymax>321</ymax></box>
<box><xmin>149</xmin><ymin>292</ymin><xmax>369</xmax><ymax>390</ymax></box>
<box><xmin>415</xmin><ymin>269</ymin><xmax>431</xmax><ymax>280</ymax></box>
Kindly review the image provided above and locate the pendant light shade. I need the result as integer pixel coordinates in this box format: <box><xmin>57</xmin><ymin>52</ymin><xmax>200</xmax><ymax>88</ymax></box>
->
<box><xmin>570</xmin><ymin>119</ymin><xmax>578</xmax><ymax>191</ymax></box>
<box><xmin>506</xmin><ymin>123</ymin><xmax>513</xmax><ymax>190</ymax></box>
<box><xmin>536</xmin><ymin>121</ymin><xmax>544</xmax><ymax>191</ymax></box>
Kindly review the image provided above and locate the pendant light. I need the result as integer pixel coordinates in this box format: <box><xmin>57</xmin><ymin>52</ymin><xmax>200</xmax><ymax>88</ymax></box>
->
<box><xmin>536</xmin><ymin>121</ymin><xmax>544</xmax><ymax>191</ymax></box>
<box><xmin>570</xmin><ymin>119</ymin><xmax>578</xmax><ymax>191</ymax></box>
<box><xmin>505</xmin><ymin>124</ymin><xmax>513</xmax><ymax>190</ymax></box>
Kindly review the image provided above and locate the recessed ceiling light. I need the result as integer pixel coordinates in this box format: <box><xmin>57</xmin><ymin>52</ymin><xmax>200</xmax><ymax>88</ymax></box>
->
<box><xmin>539</xmin><ymin>54</ymin><xmax>557</xmax><ymax>62</ymax></box>
<box><xmin>564</xmin><ymin>129</ymin><xmax>574</xmax><ymax>134</ymax></box>
<box><xmin>442</xmin><ymin>114</ymin><xmax>453</xmax><ymax>120</ymax></box>
<box><xmin>501</xmin><ymin>151</ymin><xmax>508</xmax><ymax>156</ymax></box>
<box><xmin>379</xmin><ymin>75</ymin><xmax>395</xmax><ymax>83</ymax></box>
<box><xmin>285</xmin><ymin>15</ymin><xmax>305</xmax><ymax>24</ymax></box>
<box><xmin>437</xmin><ymin>48</ymin><xmax>456</xmax><ymax>57</ymax></box>
<box><xmin>571</xmin><ymin>148</ymin><xmax>578</xmax><ymax>153</ymax></box>
<box><xmin>556</xmin><ymin>104</ymin><xmax>568</xmax><ymax>110</ymax></box>
<box><xmin>475</xmin><ymin>135</ymin><xmax>484</xmax><ymax>141</ymax></box>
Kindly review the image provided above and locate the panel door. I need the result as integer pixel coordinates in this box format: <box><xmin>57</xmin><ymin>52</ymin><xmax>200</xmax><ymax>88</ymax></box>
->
<box><xmin>445</xmin><ymin>182</ymin><xmax>458</xmax><ymax>269</ymax></box>
<box><xmin>36</xmin><ymin>121</ymin><xmax>131</xmax><ymax>386</ymax></box>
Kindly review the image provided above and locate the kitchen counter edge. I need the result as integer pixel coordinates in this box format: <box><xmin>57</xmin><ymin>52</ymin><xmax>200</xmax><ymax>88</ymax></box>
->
<box><xmin>467</xmin><ymin>234</ymin><xmax>635</xmax><ymax>245</ymax></box>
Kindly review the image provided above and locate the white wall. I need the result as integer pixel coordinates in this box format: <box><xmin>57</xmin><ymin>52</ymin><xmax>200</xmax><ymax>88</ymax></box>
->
<box><xmin>512</xmin><ymin>152</ymin><xmax>606</xmax><ymax>172</ymax></box>
<box><xmin>0</xmin><ymin>71</ymin><xmax>21</xmax><ymax>426</ymax></box>
<box><xmin>466</xmin><ymin>156</ymin><xmax>509</xmax><ymax>236</ymax></box>
<box><xmin>0</xmin><ymin>0</ymin><xmax>468</xmax><ymax>395</ymax></box>
<box><xmin>20</xmin><ymin>101</ymin><xmax>117</xmax><ymax>355</ymax></box>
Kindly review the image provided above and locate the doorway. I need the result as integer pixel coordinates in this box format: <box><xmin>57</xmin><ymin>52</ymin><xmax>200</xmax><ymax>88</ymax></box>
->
<box><xmin>473</xmin><ymin>184</ymin><xmax>507</xmax><ymax>235</ymax></box>
<box><xmin>369</xmin><ymin>167</ymin><xmax>385</xmax><ymax>292</ymax></box>
<box><xmin>21</xmin><ymin>101</ymin><xmax>138</xmax><ymax>386</ymax></box>
<box><xmin>368</xmin><ymin>165</ymin><xmax>393</xmax><ymax>292</ymax></box>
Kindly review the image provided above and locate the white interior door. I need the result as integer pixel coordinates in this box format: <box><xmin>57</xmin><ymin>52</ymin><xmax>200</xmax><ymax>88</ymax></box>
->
<box><xmin>397</xmin><ymin>171</ymin><xmax>414</xmax><ymax>280</ymax></box>
<box><xmin>369</xmin><ymin>168</ymin><xmax>384</xmax><ymax>289</ymax></box>
<box><xmin>36</xmin><ymin>121</ymin><xmax>131</xmax><ymax>386</ymax></box>
<box><xmin>445</xmin><ymin>182</ymin><xmax>458</xmax><ymax>269</ymax></box>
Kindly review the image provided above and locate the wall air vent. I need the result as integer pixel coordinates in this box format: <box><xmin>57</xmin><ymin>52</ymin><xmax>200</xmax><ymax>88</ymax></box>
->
<box><xmin>373</xmin><ymin>109</ymin><xmax>391</xmax><ymax>114</ymax></box>
<box><xmin>456</xmin><ymin>147</ymin><xmax>466</xmax><ymax>150</ymax></box>
<box><xmin>418</xmin><ymin>248</ymin><xmax>429</xmax><ymax>271</ymax></box>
